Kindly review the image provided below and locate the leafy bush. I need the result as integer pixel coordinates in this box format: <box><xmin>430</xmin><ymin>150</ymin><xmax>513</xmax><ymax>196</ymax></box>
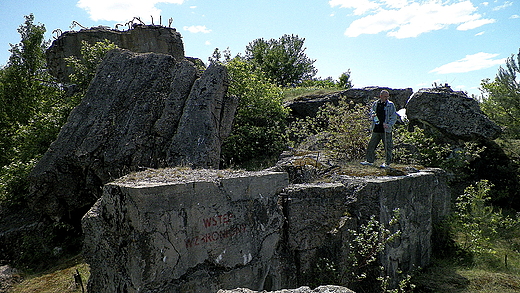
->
<box><xmin>348</xmin><ymin>211</ymin><xmax>402</xmax><ymax>281</ymax></box>
<box><xmin>347</xmin><ymin>209</ymin><xmax>415</xmax><ymax>293</ymax></box>
<box><xmin>451</xmin><ymin>180</ymin><xmax>520</xmax><ymax>255</ymax></box>
<box><xmin>220</xmin><ymin>57</ymin><xmax>289</xmax><ymax>168</ymax></box>
<box><xmin>288</xmin><ymin>100</ymin><xmax>370</xmax><ymax>162</ymax></box>
<box><xmin>393</xmin><ymin>126</ymin><xmax>485</xmax><ymax>175</ymax></box>
<box><xmin>0</xmin><ymin>159</ymin><xmax>37</xmax><ymax>206</ymax></box>
<box><xmin>302</xmin><ymin>209</ymin><xmax>412</xmax><ymax>292</ymax></box>
<box><xmin>392</xmin><ymin>126</ymin><xmax>451</xmax><ymax>167</ymax></box>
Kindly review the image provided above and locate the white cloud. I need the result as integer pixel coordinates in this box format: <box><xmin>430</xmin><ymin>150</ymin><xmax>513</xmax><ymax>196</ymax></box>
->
<box><xmin>205</xmin><ymin>40</ymin><xmax>211</xmax><ymax>45</ymax></box>
<box><xmin>183</xmin><ymin>25</ymin><xmax>211</xmax><ymax>33</ymax></box>
<box><xmin>511</xmin><ymin>14</ymin><xmax>520</xmax><ymax>19</ymax></box>
<box><xmin>77</xmin><ymin>0</ymin><xmax>184</xmax><ymax>22</ymax></box>
<box><xmin>382</xmin><ymin>0</ymin><xmax>410</xmax><ymax>9</ymax></box>
<box><xmin>493</xmin><ymin>1</ymin><xmax>513</xmax><ymax>10</ymax></box>
<box><xmin>429</xmin><ymin>52</ymin><xmax>506</xmax><ymax>74</ymax></box>
<box><xmin>329</xmin><ymin>0</ymin><xmax>380</xmax><ymax>15</ymax></box>
<box><xmin>457</xmin><ymin>18</ymin><xmax>496</xmax><ymax>30</ymax></box>
<box><xmin>475</xmin><ymin>31</ymin><xmax>485</xmax><ymax>36</ymax></box>
<box><xmin>334</xmin><ymin>0</ymin><xmax>496</xmax><ymax>38</ymax></box>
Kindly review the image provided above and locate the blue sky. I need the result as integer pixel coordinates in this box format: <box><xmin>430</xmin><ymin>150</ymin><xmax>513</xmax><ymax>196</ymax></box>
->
<box><xmin>0</xmin><ymin>0</ymin><xmax>518</xmax><ymax>97</ymax></box>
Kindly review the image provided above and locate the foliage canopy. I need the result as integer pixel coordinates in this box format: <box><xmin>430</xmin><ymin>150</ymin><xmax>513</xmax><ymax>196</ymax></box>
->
<box><xmin>480</xmin><ymin>48</ymin><xmax>520</xmax><ymax>138</ymax></box>
<box><xmin>0</xmin><ymin>17</ymin><xmax>117</xmax><ymax>206</ymax></box>
<box><xmin>0</xmin><ymin>15</ymin><xmax>66</xmax><ymax>206</ymax></box>
<box><xmin>245</xmin><ymin>34</ymin><xmax>317</xmax><ymax>87</ymax></box>
<box><xmin>219</xmin><ymin>56</ymin><xmax>289</xmax><ymax>168</ymax></box>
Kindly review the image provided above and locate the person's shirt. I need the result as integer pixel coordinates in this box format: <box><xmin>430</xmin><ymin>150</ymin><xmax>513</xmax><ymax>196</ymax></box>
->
<box><xmin>373</xmin><ymin>100</ymin><xmax>386</xmax><ymax>133</ymax></box>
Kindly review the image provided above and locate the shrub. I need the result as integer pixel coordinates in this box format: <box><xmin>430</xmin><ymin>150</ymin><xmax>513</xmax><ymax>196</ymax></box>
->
<box><xmin>221</xmin><ymin>57</ymin><xmax>289</xmax><ymax>168</ymax></box>
<box><xmin>393</xmin><ymin>126</ymin><xmax>485</xmax><ymax>175</ymax></box>
<box><xmin>288</xmin><ymin>100</ymin><xmax>370</xmax><ymax>162</ymax></box>
<box><xmin>347</xmin><ymin>209</ymin><xmax>413</xmax><ymax>292</ymax></box>
<box><xmin>0</xmin><ymin>159</ymin><xmax>37</xmax><ymax>206</ymax></box>
<box><xmin>451</xmin><ymin>180</ymin><xmax>520</xmax><ymax>255</ymax></box>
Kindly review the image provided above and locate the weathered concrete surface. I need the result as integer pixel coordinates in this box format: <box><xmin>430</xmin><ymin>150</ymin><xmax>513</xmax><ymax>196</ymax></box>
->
<box><xmin>82</xmin><ymin>169</ymin><xmax>289</xmax><ymax>293</ymax></box>
<box><xmin>405</xmin><ymin>86</ymin><xmax>502</xmax><ymax>141</ymax></box>
<box><xmin>281</xmin><ymin>168</ymin><xmax>450</xmax><ymax>290</ymax></box>
<box><xmin>83</xmin><ymin>167</ymin><xmax>450</xmax><ymax>292</ymax></box>
<box><xmin>46</xmin><ymin>25</ymin><xmax>185</xmax><ymax>82</ymax></box>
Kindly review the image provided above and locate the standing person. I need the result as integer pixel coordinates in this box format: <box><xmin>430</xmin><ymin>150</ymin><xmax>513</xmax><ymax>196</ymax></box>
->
<box><xmin>360</xmin><ymin>90</ymin><xmax>397</xmax><ymax>168</ymax></box>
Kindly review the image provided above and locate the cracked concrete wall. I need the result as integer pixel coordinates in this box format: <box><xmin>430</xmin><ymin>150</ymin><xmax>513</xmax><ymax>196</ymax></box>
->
<box><xmin>82</xmin><ymin>168</ymin><xmax>450</xmax><ymax>292</ymax></box>
<box><xmin>82</xmin><ymin>169</ymin><xmax>289</xmax><ymax>293</ymax></box>
<box><xmin>46</xmin><ymin>25</ymin><xmax>185</xmax><ymax>83</ymax></box>
<box><xmin>281</xmin><ymin>168</ymin><xmax>450</xmax><ymax>289</ymax></box>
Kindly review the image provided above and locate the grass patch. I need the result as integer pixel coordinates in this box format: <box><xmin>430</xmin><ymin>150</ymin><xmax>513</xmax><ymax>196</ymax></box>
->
<box><xmin>458</xmin><ymin>269</ymin><xmax>520</xmax><ymax>293</ymax></box>
<box><xmin>333</xmin><ymin>160</ymin><xmax>425</xmax><ymax>177</ymax></box>
<box><xmin>413</xmin><ymin>258</ymin><xmax>520</xmax><ymax>293</ymax></box>
<box><xmin>9</xmin><ymin>255</ymin><xmax>89</xmax><ymax>293</ymax></box>
<box><xmin>282</xmin><ymin>87</ymin><xmax>342</xmax><ymax>102</ymax></box>
<box><xmin>413</xmin><ymin>233</ymin><xmax>520</xmax><ymax>292</ymax></box>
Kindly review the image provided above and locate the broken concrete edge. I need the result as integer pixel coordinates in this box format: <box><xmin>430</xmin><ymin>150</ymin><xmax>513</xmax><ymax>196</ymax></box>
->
<box><xmin>82</xmin><ymin>166</ymin><xmax>448</xmax><ymax>292</ymax></box>
<box><xmin>112</xmin><ymin>167</ymin><xmax>288</xmax><ymax>188</ymax></box>
<box><xmin>109</xmin><ymin>166</ymin><xmax>444</xmax><ymax>189</ymax></box>
<box><xmin>82</xmin><ymin>167</ymin><xmax>290</xmax><ymax>292</ymax></box>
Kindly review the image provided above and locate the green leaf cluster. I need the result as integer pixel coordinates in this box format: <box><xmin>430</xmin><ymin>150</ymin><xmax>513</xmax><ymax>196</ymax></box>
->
<box><xmin>245</xmin><ymin>34</ymin><xmax>317</xmax><ymax>87</ymax></box>
<box><xmin>0</xmin><ymin>15</ymin><xmax>67</xmax><ymax>206</ymax></box>
<box><xmin>347</xmin><ymin>209</ymin><xmax>406</xmax><ymax>292</ymax></box>
<box><xmin>348</xmin><ymin>210</ymin><xmax>401</xmax><ymax>276</ymax></box>
<box><xmin>480</xmin><ymin>48</ymin><xmax>520</xmax><ymax>139</ymax></box>
<box><xmin>220</xmin><ymin>57</ymin><xmax>289</xmax><ymax>168</ymax></box>
<box><xmin>0</xmin><ymin>17</ymin><xmax>116</xmax><ymax>207</ymax></box>
<box><xmin>451</xmin><ymin>180</ymin><xmax>520</xmax><ymax>255</ymax></box>
<box><xmin>288</xmin><ymin>100</ymin><xmax>370</xmax><ymax>161</ymax></box>
<box><xmin>393</xmin><ymin>126</ymin><xmax>485</xmax><ymax>176</ymax></box>
<box><xmin>65</xmin><ymin>39</ymin><xmax>119</xmax><ymax>93</ymax></box>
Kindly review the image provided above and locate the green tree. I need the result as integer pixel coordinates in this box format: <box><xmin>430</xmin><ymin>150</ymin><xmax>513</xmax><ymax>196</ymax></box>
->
<box><xmin>338</xmin><ymin>69</ymin><xmax>353</xmax><ymax>89</ymax></box>
<box><xmin>0</xmin><ymin>14</ymin><xmax>65</xmax><ymax>205</ymax></box>
<box><xmin>480</xmin><ymin>48</ymin><xmax>520</xmax><ymax>138</ymax></box>
<box><xmin>245</xmin><ymin>34</ymin><xmax>317</xmax><ymax>87</ymax></box>
<box><xmin>220</xmin><ymin>56</ymin><xmax>289</xmax><ymax>168</ymax></box>
<box><xmin>452</xmin><ymin>180</ymin><xmax>520</xmax><ymax>255</ymax></box>
<box><xmin>0</xmin><ymin>14</ymin><xmax>50</xmax><ymax>163</ymax></box>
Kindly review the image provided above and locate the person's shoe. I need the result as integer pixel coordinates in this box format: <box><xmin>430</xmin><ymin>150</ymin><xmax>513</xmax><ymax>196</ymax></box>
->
<box><xmin>360</xmin><ymin>161</ymin><xmax>373</xmax><ymax>166</ymax></box>
<box><xmin>380</xmin><ymin>163</ymin><xmax>389</xmax><ymax>168</ymax></box>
